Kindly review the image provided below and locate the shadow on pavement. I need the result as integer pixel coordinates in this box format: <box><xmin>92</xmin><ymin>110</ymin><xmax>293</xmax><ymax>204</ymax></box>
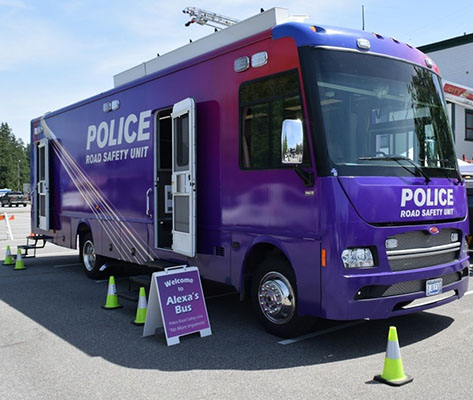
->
<box><xmin>0</xmin><ymin>254</ymin><xmax>455</xmax><ymax>371</ymax></box>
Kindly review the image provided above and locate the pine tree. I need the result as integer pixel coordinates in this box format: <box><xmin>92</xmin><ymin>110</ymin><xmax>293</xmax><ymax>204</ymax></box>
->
<box><xmin>0</xmin><ymin>122</ymin><xmax>30</xmax><ymax>190</ymax></box>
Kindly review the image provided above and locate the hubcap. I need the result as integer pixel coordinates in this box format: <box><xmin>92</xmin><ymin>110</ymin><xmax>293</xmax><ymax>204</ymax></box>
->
<box><xmin>258</xmin><ymin>271</ymin><xmax>295</xmax><ymax>324</ymax></box>
<box><xmin>83</xmin><ymin>240</ymin><xmax>96</xmax><ymax>272</ymax></box>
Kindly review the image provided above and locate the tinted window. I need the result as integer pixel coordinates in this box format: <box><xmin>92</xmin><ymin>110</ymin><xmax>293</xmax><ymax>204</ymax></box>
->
<box><xmin>240</xmin><ymin>70</ymin><xmax>309</xmax><ymax>169</ymax></box>
<box><xmin>175</xmin><ymin>114</ymin><xmax>189</xmax><ymax>168</ymax></box>
<box><xmin>466</xmin><ymin>110</ymin><xmax>473</xmax><ymax>141</ymax></box>
<box><xmin>301</xmin><ymin>48</ymin><xmax>458</xmax><ymax>178</ymax></box>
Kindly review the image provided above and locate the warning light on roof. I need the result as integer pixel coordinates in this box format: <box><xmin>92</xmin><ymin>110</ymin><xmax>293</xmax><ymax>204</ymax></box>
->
<box><xmin>310</xmin><ymin>25</ymin><xmax>325</xmax><ymax>33</ymax></box>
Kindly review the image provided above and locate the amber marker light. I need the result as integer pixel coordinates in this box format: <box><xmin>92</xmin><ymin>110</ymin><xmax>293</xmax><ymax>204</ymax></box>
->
<box><xmin>321</xmin><ymin>248</ymin><xmax>327</xmax><ymax>267</ymax></box>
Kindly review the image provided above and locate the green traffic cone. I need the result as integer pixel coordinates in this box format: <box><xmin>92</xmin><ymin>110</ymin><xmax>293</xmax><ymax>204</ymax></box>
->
<box><xmin>374</xmin><ymin>326</ymin><xmax>413</xmax><ymax>386</ymax></box>
<box><xmin>14</xmin><ymin>249</ymin><xmax>25</xmax><ymax>270</ymax></box>
<box><xmin>102</xmin><ymin>276</ymin><xmax>122</xmax><ymax>310</ymax></box>
<box><xmin>3</xmin><ymin>245</ymin><xmax>14</xmax><ymax>265</ymax></box>
<box><xmin>132</xmin><ymin>287</ymin><xmax>148</xmax><ymax>325</ymax></box>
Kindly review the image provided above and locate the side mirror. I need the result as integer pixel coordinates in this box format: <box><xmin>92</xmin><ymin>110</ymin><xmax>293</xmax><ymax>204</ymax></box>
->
<box><xmin>281</xmin><ymin>119</ymin><xmax>303</xmax><ymax>165</ymax></box>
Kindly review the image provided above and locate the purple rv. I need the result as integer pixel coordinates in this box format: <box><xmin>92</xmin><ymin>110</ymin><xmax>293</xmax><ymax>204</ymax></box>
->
<box><xmin>30</xmin><ymin>8</ymin><xmax>469</xmax><ymax>337</ymax></box>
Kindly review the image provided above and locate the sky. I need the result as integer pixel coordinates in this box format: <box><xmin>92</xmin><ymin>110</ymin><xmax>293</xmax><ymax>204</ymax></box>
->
<box><xmin>1</xmin><ymin>0</ymin><xmax>473</xmax><ymax>144</ymax></box>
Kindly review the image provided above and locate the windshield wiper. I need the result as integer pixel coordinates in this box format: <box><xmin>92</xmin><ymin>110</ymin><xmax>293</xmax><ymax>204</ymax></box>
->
<box><xmin>358</xmin><ymin>155</ymin><xmax>431</xmax><ymax>183</ymax></box>
<box><xmin>428</xmin><ymin>158</ymin><xmax>463</xmax><ymax>184</ymax></box>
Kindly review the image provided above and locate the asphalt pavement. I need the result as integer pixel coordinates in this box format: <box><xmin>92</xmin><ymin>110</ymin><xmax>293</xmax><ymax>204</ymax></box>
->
<box><xmin>1</xmin><ymin>206</ymin><xmax>473</xmax><ymax>399</ymax></box>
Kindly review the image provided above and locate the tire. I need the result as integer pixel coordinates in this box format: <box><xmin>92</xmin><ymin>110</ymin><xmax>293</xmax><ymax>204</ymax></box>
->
<box><xmin>80</xmin><ymin>232</ymin><xmax>106</xmax><ymax>279</ymax></box>
<box><xmin>251</xmin><ymin>257</ymin><xmax>315</xmax><ymax>338</ymax></box>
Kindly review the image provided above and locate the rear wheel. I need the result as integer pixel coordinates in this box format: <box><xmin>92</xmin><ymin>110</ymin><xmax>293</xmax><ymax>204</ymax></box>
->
<box><xmin>80</xmin><ymin>232</ymin><xmax>106</xmax><ymax>279</ymax></box>
<box><xmin>251</xmin><ymin>257</ymin><xmax>315</xmax><ymax>338</ymax></box>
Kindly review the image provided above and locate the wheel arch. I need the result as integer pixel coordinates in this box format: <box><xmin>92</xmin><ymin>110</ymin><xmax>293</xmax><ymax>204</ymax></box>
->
<box><xmin>240</xmin><ymin>238</ymin><xmax>293</xmax><ymax>301</ymax></box>
<box><xmin>76</xmin><ymin>220</ymin><xmax>92</xmax><ymax>241</ymax></box>
<box><xmin>76</xmin><ymin>221</ymin><xmax>92</xmax><ymax>261</ymax></box>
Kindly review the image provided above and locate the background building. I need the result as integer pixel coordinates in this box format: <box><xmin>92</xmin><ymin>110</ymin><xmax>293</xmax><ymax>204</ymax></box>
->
<box><xmin>419</xmin><ymin>34</ymin><xmax>473</xmax><ymax>161</ymax></box>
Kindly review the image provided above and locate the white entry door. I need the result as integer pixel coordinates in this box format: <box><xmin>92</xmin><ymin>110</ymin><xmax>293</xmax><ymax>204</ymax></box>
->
<box><xmin>36</xmin><ymin>139</ymin><xmax>50</xmax><ymax>230</ymax></box>
<box><xmin>171</xmin><ymin>98</ymin><xmax>196</xmax><ymax>257</ymax></box>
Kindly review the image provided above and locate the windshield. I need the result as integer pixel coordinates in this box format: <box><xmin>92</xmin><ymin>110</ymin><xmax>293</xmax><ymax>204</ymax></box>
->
<box><xmin>300</xmin><ymin>48</ymin><xmax>458</xmax><ymax>178</ymax></box>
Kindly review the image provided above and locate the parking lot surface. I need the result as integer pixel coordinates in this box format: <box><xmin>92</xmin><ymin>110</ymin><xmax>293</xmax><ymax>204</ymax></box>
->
<box><xmin>1</xmin><ymin>206</ymin><xmax>473</xmax><ymax>399</ymax></box>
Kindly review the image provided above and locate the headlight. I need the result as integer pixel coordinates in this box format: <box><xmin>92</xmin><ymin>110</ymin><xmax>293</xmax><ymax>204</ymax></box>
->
<box><xmin>463</xmin><ymin>237</ymin><xmax>469</xmax><ymax>255</ymax></box>
<box><xmin>341</xmin><ymin>248</ymin><xmax>375</xmax><ymax>269</ymax></box>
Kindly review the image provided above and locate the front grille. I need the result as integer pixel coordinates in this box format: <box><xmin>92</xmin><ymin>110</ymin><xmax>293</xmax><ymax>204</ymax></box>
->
<box><xmin>354</xmin><ymin>270</ymin><xmax>464</xmax><ymax>300</ymax></box>
<box><xmin>386</xmin><ymin>229</ymin><xmax>461</xmax><ymax>271</ymax></box>
<box><xmin>389</xmin><ymin>252</ymin><xmax>456</xmax><ymax>271</ymax></box>
<box><xmin>390</xmin><ymin>229</ymin><xmax>456</xmax><ymax>250</ymax></box>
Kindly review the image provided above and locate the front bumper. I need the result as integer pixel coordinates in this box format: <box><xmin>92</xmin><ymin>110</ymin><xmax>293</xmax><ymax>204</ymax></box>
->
<box><xmin>322</xmin><ymin>257</ymin><xmax>470</xmax><ymax>320</ymax></box>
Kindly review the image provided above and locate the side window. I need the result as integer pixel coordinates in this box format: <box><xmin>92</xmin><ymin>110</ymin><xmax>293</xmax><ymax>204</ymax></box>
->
<box><xmin>240</xmin><ymin>70</ymin><xmax>309</xmax><ymax>169</ymax></box>
<box><xmin>175</xmin><ymin>114</ymin><xmax>189</xmax><ymax>169</ymax></box>
<box><xmin>466</xmin><ymin>109</ymin><xmax>473</xmax><ymax>141</ymax></box>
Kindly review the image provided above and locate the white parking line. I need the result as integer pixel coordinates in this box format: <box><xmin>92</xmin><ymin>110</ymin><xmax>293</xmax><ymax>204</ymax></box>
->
<box><xmin>278</xmin><ymin>320</ymin><xmax>365</xmax><ymax>345</ymax></box>
<box><xmin>205</xmin><ymin>291</ymin><xmax>239</xmax><ymax>300</ymax></box>
<box><xmin>53</xmin><ymin>263</ymin><xmax>82</xmax><ymax>268</ymax></box>
<box><xmin>464</xmin><ymin>290</ymin><xmax>473</xmax><ymax>296</ymax></box>
<box><xmin>95</xmin><ymin>277</ymin><xmax>128</xmax><ymax>283</ymax></box>
<box><xmin>35</xmin><ymin>251</ymin><xmax>79</xmax><ymax>258</ymax></box>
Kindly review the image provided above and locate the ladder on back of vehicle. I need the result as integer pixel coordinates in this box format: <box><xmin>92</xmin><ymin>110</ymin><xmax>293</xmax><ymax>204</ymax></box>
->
<box><xmin>18</xmin><ymin>234</ymin><xmax>52</xmax><ymax>258</ymax></box>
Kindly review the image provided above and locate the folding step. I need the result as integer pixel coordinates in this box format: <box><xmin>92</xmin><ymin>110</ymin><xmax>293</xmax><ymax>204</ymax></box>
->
<box><xmin>17</xmin><ymin>234</ymin><xmax>52</xmax><ymax>258</ymax></box>
<box><xmin>117</xmin><ymin>275</ymin><xmax>152</xmax><ymax>302</ymax></box>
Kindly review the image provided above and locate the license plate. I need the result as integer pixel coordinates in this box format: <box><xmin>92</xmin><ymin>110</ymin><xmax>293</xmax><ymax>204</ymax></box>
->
<box><xmin>426</xmin><ymin>278</ymin><xmax>442</xmax><ymax>296</ymax></box>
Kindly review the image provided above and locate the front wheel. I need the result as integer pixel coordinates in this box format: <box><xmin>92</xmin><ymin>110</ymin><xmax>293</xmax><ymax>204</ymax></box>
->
<box><xmin>251</xmin><ymin>258</ymin><xmax>315</xmax><ymax>338</ymax></box>
<box><xmin>80</xmin><ymin>232</ymin><xmax>106</xmax><ymax>279</ymax></box>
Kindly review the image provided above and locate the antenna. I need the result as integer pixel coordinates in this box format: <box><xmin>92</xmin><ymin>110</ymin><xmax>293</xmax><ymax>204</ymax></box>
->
<box><xmin>361</xmin><ymin>5</ymin><xmax>365</xmax><ymax>31</ymax></box>
<box><xmin>183</xmin><ymin>7</ymin><xmax>239</xmax><ymax>30</ymax></box>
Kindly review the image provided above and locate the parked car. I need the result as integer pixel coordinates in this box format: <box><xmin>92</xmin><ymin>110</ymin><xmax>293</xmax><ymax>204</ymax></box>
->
<box><xmin>0</xmin><ymin>191</ymin><xmax>27</xmax><ymax>207</ymax></box>
<box><xmin>0</xmin><ymin>188</ymin><xmax>11</xmax><ymax>198</ymax></box>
